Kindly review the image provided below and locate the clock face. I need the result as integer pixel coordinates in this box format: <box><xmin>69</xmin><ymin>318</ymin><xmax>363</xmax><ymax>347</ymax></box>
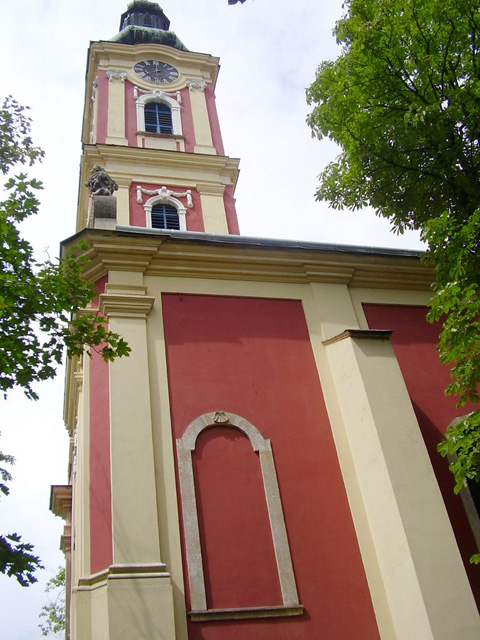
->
<box><xmin>134</xmin><ymin>60</ymin><xmax>179</xmax><ymax>84</ymax></box>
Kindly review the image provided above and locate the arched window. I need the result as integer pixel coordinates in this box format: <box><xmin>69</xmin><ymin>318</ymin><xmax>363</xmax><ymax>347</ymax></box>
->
<box><xmin>151</xmin><ymin>203</ymin><xmax>180</xmax><ymax>230</ymax></box>
<box><xmin>144</xmin><ymin>102</ymin><xmax>173</xmax><ymax>134</ymax></box>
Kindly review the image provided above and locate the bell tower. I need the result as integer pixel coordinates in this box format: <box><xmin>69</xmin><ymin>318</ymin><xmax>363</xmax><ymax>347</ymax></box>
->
<box><xmin>78</xmin><ymin>0</ymin><xmax>240</xmax><ymax>235</ymax></box>
<box><xmin>52</xmin><ymin>2</ymin><xmax>480</xmax><ymax>640</ymax></box>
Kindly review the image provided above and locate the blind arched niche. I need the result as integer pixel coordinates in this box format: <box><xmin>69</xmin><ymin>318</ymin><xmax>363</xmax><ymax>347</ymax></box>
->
<box><xmin>176</xmin><ymin>411</ymin><xmax>303</xmax><ymax>621</ymax></box>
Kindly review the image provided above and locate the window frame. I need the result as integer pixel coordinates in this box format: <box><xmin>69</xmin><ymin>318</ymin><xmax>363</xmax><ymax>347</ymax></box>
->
<box><xmin>136</xmin><ymin>90</ymin><xmax>182</xmax><ymax>136</ymax></box>
<box><xmin>144</xmin><ymin>194</ymin><xmax>186</xmax><ymax>231</ymax></box>
<box><xmin>176</xmin><ymin>411</ymin><xmax>303</xmax><ymax>621</ymax></box>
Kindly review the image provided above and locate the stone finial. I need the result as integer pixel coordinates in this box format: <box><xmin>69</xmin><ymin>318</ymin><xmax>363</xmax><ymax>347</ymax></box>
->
<box><xmin>85</xmin><ymin>165</ymin><xmax>119</xmax><ymax>196</ymax></box>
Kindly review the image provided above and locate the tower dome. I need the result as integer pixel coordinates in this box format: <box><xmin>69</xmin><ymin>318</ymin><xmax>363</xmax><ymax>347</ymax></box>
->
<box><xmin>112</xmin><ymin>1</ymin><xmax>188</xmax><ymax>50</ymax></box>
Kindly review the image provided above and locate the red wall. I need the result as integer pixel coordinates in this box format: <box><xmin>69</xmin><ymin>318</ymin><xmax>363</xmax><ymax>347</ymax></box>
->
<box><xmin>162</xmin><ymin>294</ymin><xmax>380</xmax><ymax>639</ymax></box>
<box><xmin>193</xmin><ymin>426</ymin><xmax>283</xmax><ymax>609</ymax></box>
<box><xmin>363</xmin><ymin>304</ymin><xmax>480</xmax><ymax>605</ymax></box>
<box><xmin>89</xmin><ymin>277</ymin><xmax>113</xmax><ymax>574</ymax></box>
<box><xmin>125</xmin><ymin>80</ymin><xmax>138</xmax><ymax>146</ymax></box>
<box><xmin>205</xmin><ymin>84</ymin><xmax>225</xmax><ymax>156</ymax></box>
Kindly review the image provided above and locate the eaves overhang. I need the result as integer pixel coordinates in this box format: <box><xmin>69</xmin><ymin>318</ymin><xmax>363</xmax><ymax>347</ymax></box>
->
<box><xmin>61</xmin><ymin>226</ymin><xmax>432</xmax><ymax>291</ymax></box>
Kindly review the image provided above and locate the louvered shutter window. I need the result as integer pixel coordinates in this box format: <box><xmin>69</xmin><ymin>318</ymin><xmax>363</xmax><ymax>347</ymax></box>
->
<box><xmin>144</xmin><ymin>102</ymin><xmax>173</xmax><ymax>134</ymax></box>
<box><xmin>151</xmin><ymin>203</ymin><xmax>180</xmax><ymax>230</ymax></box>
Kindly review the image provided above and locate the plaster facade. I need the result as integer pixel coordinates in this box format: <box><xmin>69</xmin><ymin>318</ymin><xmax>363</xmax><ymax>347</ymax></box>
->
<box><xmin>53</xmin><ymin>4</ymin><xmax>480</xmax><ymax>639</ymax></box>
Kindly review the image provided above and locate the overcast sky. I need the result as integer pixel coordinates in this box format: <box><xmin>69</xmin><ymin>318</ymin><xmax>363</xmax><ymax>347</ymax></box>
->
<box><xmin>0</xmin><ymin>1</ymin><xmax>424</xmax><ymax>638</ymax></box>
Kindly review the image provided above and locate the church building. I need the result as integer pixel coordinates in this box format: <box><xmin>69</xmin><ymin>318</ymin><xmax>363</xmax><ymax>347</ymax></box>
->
<box><xmin>51</xmin><ymin>2</ymin><xmax>480</xmax><ymax>638</ymax></box>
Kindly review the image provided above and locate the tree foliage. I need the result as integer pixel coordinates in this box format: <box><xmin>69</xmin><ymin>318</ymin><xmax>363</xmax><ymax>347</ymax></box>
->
<box><xmin>0</xmin><ymin>95</ymin><xmax>130</xmax><ymax>583</ymax></box>
<box><xmin>0</xmin><ymin>97</ymin><xmax>130</xmax><ymax>401</ymax></box>
<box><xmin>425</xmin><ymin>209</ymin><xmax>480</xmax><ymax>548</ymax></box>
<box><xmin>39</xmin><ymin>567</ymin><xmax>65</xmax><ymax>637</ymax></box>
<box><xmin>0</xmin><ymin>447</ymin><xmax>43</xmax><ymax>585</ymax></box>
<box><xmin>307</xmin><ymin>0</ymin><xmax>480</xmax><ymax>515</ymax></box>
<box><xmin>307</xmin><ymin>0</ymin><xmax>480</xmax><ymax>232</ymax></box>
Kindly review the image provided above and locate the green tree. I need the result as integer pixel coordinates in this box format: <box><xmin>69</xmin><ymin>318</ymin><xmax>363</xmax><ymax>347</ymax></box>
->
<box><xmin>0</xmin><ymin>96</ymin><xmax>130</xmax><ymax>583</ymax></box>
<box><xmin>39</xmin><ymin>567</ymin><xmax>65</xmax><ymax>637</ymax></box>
<box><xmin>0</xmin><ymin>447</ymin><xmax>42</xmax><ymax>585</ymax></box>
<box><xmin>306</xmin><ymin>0</ymin><xmax>480</xmax><ymax>523</ymax></box>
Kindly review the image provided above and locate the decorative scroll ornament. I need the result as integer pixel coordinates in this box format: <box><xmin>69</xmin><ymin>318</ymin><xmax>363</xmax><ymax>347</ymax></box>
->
<box><xmin>136</xmin><ymin>185</ymin><xmax>193</xmax><ymax>208</ymax></box>
<box><xmin>106</xmin><ymin>70</ymin><xmax>127</xmax><ymax>82</ymax></box>
<box><xmin>85</xmin><ymin>165</ymin><xmax>118</xmax><ymax>196</ymax></box>
<box><xmin>133</xmin><ymin>85</ymin><xmax>182</xmax><ymax>104</ymax></box>
<box><xmin>186</xmin><ymin>79</ymin><xmax>207</xmax><ymax>92</ymax></box>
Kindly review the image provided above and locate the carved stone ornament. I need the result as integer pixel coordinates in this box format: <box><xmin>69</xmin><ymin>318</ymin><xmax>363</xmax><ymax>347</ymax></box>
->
<box><xmin>133</xmin><ymin>85</ymin><xmax>182</xmax><ymax>104</ymax></box>
<box><xmin>86</xmin><ymin>165</ymin><xmax>119</xmax><ymax>196</ymax></box>
<box><xmin>186</xmin><ymin>79</ymin><xmax>207</xmax><ymax>92</ymax></box>
<box><xmin>106</xmin><ymin>70</ymin><xmax>127</xmax><ymax>82</ymax></box>
<box><xmin>212</xmin><ymin>411</ymin><xmax>230</xmax><ymax>424</ymax></box>
<box><xmin>136</xmin><ymin>185</ymin><xmax>193</xmax><ymax>208</ymax></box>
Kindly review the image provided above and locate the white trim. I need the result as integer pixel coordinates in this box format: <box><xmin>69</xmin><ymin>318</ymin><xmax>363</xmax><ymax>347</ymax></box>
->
<box><xmin>135</xmin><ymin>89</ymin><xmax>182</xmax><ymax>135</ymax></box>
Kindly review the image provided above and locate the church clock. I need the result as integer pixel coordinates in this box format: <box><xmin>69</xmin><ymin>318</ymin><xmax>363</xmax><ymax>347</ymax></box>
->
<box><xmin>134</xmin><ymin>59</ymin><xmax>179</xmax><ymax>83</ymax></box>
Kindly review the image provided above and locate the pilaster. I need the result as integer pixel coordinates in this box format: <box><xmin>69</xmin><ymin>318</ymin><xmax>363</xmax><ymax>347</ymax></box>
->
<box><xmin>114</xmin><ymin>176</ymin><xmax>132</xmax><ymax>226</ymax></box>
<box><xmin>323</xmin><ymin>329</ymin><xmax>480</xmax><ymax>640</ymax></box>
<box><xmin>196</xmin><ymin>182</ymin><xmax>229</xmax><ymax>234</ymax></box>
<box><xmin>105</xmin><ymin>71</ymin><xmax>128</xmax><ymax>146</ymax></box>
<box><xmin>187</xmin><ymin>80</ymin><xmax>216</xmax><ymax>155</ymax></box>
<box><xmin>99</xmin><ymin>279</ymin><xmax>159</xmax><ymax>564</ymax></box>
<box><xmin>74</xmin><ymin>274</ymin><xmax>178</xmax><ymax>639</ymax></box>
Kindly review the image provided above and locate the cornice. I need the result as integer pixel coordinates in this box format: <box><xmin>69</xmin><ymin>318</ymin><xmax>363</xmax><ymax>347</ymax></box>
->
<box><xmin>90</xmin><ymin>40</ymin><xmax>220</xmax><ymax>72</ymax></box>
<box><xmin>99</xmin><ymin>284</ymin><xmax>155</xmax><ymax>319</ymax></box>
<box><xmin>77</xmin><ymin>146</ymin><xmax>240</xmax><ymax>232</ymax></box>
<box><xmin>64</xmin><ymin>355</ymin><xmax>83</xmax><ymax>436</ymax></box>
<box><xmin>62</xmin><ymin>228</ymin><xmax>433</xmax><ymax>291</ymax></box>
<box><xmin>82</xmin><ymin>144</ymin><xmax>240</xmax><ymax>179</ymax></box>
<box><xmin>88</xmin><ymin>41</ymin><xmax>220</xmax><ymax>91</ymax></box>
<box><xmin>195</xmin><ymin>182</ymin><xmax>226</xmax><ymax>196</ymax></box>
<box><xmin>50</xmin><ymin>485</ymin><xmax>72</xmax><ymax>520</ymax></box>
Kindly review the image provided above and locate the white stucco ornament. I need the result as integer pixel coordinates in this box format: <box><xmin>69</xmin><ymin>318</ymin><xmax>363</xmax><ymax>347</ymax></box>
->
<box><xmin>106</xmin><ymin>70</ymin><xmax>127</xmax><ymax>82</ymax></box>
<box><xmin>186</xmin><ymin>79</ymin><xmax>207</xmax><ymax>92</ymax></box>
<box><xmin>136</xmin><ymin>185</ymin><xmax>193</xmax><ymax>208</ymax></box>
<box><xmin>133</xmin><ymin>85</ymin><xmax>182</xmax><ymax>104</ymax></box>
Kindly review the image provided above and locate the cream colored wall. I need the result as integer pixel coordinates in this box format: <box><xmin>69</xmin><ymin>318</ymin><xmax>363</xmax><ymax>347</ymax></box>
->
<box><xmin>105</xmin><ymin>72</ymin><xmax>128</xmax><ymax>146</ymax></box>
<box><xmin>197</xmin><ymin>183</ymin><xmax>229</xmax><ymax>233</ymax></box>
<box><xmin>187</xmin><ymin>83</ymin><xmax>216</xmax><ymax>155</ymax></box>
<box><xmin>325</xmin><ymin>332</ymin><xmax>479</xmax><ymax>639</ymax></box>
<box><xmin>65</xmin><ymin>254</ymin><xmax>480</xmax><ymax>639</ymax></box>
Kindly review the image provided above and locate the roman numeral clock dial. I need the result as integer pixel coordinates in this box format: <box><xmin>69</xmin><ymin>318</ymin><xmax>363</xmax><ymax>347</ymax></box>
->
<box><xmin>134</xmin><ymin>60</ymin><xmax>179</xmax><ymax>83</ymax></box>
